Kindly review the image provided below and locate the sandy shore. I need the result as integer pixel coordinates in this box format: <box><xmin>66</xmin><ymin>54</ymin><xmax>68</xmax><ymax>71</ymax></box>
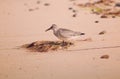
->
<box><xmin>0</xmin><ymin>0</ymin><xmax>120</xmax><ymax>79</ymax></box>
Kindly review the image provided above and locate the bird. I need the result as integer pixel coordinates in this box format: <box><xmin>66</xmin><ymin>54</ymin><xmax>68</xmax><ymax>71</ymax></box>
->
<box><xmin>45</xmin><ymin>24</ymin><xmax>85</xmax><ymax>42</ymax></box>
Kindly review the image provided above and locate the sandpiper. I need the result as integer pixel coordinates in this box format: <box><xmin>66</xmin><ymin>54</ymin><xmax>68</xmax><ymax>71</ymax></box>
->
<box><xmin>45</xmin><ymin>24</ymin><xmax>85</xmax><ymax>41</ymax></box>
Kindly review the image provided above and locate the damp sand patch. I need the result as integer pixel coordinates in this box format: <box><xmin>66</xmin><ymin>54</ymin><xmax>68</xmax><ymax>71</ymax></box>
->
<box><xmin>21</xmin><ymin>41</ymin><xmax>74</xmax><ymax>52</ymax></box>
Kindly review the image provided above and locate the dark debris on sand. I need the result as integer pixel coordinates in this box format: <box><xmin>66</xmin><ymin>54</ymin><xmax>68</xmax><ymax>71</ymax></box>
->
<box><xmin>75</xmin><ymin>0</ymin><xmax>120</xmax><ymax>18</ymax></box>
<box><xmin>21</xmin><ymin>41</ymin><xmax>74</xmax><ymax>52</ymax></box>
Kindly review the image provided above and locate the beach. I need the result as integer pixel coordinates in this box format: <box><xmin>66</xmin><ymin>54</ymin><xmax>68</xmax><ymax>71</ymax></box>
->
<box><xmin>0</xmin><ymin>0</ymin><xmax>120</xmax><ymax>79</ymax></box>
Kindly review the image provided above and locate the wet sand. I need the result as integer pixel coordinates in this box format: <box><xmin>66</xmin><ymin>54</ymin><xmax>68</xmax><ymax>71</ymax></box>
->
<box><xmin>0</xmin><ymin>0</ymin><xmax>120</xmax><ymax>79</ymax></box>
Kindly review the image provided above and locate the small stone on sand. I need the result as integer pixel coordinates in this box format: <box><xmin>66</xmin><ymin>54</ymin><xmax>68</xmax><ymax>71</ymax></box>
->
<box><xmin>101</xmin><ymin>15</ymin><xmax>108</xmax><ymax>18</ymax></box>
<box><xmin>95</xmin><ymin>21</ymin><xmax>99</xmax><ymax>23</ymax></box>
<box><xmin>72</xmin><ymin>14</ymin><xmax>77</xmax><ymax>17</ymax></box>
<box><xmin>115</xmin><ymin>3</ymin><xmax>120</xmax><ymax>7</ymax></box>
<box><xmin>100</xmin><ymin>55</ymin><xmax>109</xmax><ymax>59</ymax></box>
<box><xmin>99</xmin><ymin>30</ymin><xmax>106</xmax><ymax>35</ymax></box>
<box><xmin>44</xmin><ymin>3</ymin><xmax>50</xmax><ymax>6</ymax></box>
<box><xmin>73</xmin><ymin>10</ymin><xmax>76</xmax><ymax>13</ymax></box>
<box><xmin>37</xmin><ymin>1</ymin><xmax>40</xmax><ymax>4</ymax></box>
<box><xmin>68</xmin><ymin>7</ymin><xmax>73</xmax><ymax>10</ymax></box>
<box><xmin>28</xmin><ymin>8</ymin><xmax>34</xmax><ymax>11</ymax></box>
<box><xmin>112</xmin><ymin>16</ymin><xmax>116</xmax><ymax>18</ymax></box>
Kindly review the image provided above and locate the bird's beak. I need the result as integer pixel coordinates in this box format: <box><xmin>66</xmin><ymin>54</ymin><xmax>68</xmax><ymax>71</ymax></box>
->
<box><xmin>45</xmin><ymin>26</ymin><xmax>52</xmax><ymax>32</ymax></box>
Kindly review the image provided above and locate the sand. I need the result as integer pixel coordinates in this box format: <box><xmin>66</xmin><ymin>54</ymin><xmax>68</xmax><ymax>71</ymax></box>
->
<box><xmin>0</xmin><ymin>0</ymin><xmax>120</xmax><ymax>79</ymax></box>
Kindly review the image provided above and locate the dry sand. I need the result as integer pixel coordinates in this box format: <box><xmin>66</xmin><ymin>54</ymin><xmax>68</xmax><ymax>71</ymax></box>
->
<box><xmin>0</xmin><ymin>0</ymin><xmax>120</xmax><ymax>79</ymax></box>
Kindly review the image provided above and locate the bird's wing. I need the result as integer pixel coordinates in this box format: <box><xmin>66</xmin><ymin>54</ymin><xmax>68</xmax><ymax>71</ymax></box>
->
<box><xmin>58</xmin><ymin>28</ymin><xmax>81</xmax><ymax>38</ymax></box>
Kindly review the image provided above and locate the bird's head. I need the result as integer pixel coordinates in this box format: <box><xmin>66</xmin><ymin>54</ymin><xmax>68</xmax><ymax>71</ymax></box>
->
<box><xmin>45</xmin><ymin>24</ymin><xmax>57</xmax><ymax>32</ymax></box>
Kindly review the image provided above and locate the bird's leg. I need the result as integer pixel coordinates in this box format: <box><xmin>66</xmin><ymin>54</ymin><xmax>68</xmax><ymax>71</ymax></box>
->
<box><xmin>62</xmin><ymin>40</ymin><xmax>64</xmax><ymax>43</ymax></box>
<box><xmin>62</xmin><ymin>40</ymin><xmax>66</xmax><ymax>46</ymax></box>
